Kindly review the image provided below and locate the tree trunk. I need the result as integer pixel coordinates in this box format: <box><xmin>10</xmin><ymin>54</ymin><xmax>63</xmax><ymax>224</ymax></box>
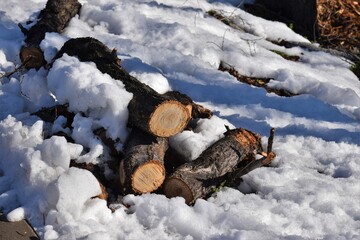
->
<box><xmin>54</xmin><ymin>37</ymin><xmax>211</xmax><ymax>137</ymax></box>
<box><xmin>163</xmin><ymin>128</ymin><xmax>266</xmax><ymax>204</ymax></box>
<box><xmin>19</xmin><ymin>0</ymin><xmax>81</xmax><ymax>69</ymax></box>
<box><xmin>119</xmin><ymin>128</ymin><xmax>168</xmax><ymax>194</ymax></box>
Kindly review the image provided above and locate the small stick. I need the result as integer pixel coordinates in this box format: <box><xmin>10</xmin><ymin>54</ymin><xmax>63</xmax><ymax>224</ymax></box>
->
<box><xmin>267</xmin><ymin>128</ymin><xmax>275</xmax><ymax>155</ymax></box>
<box><xmin>232</xmin><ymin>128</ymin><xmax>276</xmax><ymax>179</ymax></box>
<box><xmin>0</xmin><ymin>56</ymin><xmax>32</xmax><ymax>81</ymax></box>
<box><xmin>224</xmin><ymin>124</ymin><xmax>231</xmax><ymax>132</ymax></box>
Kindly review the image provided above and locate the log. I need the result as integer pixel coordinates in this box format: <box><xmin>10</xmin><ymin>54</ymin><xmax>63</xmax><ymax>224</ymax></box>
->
<box><xmin>31</xmin><ymin>104</ymin><xmax>74</xmax><ymax>125</ymax></box>
<box><xmin>70</xmin><ymin>162</ymin><xmax>109</xmax><ymax>201</ymax></box>
<box><xmin>19</xmin><ymin>0</ymin><xmax>81</xmax><ymax>69</ymax></box>
<box><xmin>164</xmin><ymin>91</ymin><xmax>213</xmax><ymax>119</ymax></box>
<box><xmin>119</xmin><ymin>128</ymin><xmax>168</xmax><ymax>194</ymax></box>
<box><xmin>163</xmin><ymin>128</ymin><xmax>274</xmax><ymax>204</ymax></box>
<box><xmin>54</xmin><ymin>37</ymin><xmax>212</xmax><ymax>137</ymax></box>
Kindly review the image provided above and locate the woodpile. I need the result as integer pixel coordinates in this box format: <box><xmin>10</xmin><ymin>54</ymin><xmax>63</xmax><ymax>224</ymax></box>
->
<box><xmin>21</xmin><ymin>0</ymin><xmax>277</xmax><ymax>205</ymax></box>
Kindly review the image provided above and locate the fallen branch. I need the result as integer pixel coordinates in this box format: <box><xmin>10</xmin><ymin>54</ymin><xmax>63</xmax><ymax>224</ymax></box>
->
<box><xmin>276</xmin><ymin>40</ymin><xmax>360</xmax><ymax>62</ymax></box>
<box><xmin>19</xmin><ymin>0</ymin><xmax>81</xmax><ymax>69</ymax></box>
<box><xmin>219</xmin><ymin>61</ymin><xmax>296</xmax><ymax>97</ymax></box>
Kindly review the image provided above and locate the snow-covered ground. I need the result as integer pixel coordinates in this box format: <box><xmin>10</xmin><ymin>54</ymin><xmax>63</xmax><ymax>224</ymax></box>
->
<box><xmin>0</xmin><ymin>0</ymin><xmax>359</xmax><ymax>239</ymax></box>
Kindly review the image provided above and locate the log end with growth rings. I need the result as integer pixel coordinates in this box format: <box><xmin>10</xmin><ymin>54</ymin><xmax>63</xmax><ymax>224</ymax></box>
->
<box><xmin>20</xmin><ymin>46</ymin><xmax>45</xmax><ymax>69</ymax></box>
<box><xmin>163</xmin><ymin>177</ymin><xmax>194</xmax><ymax>204</ymax></box>
<box><xmin>132</xmin><ymin>160</ymin><xmax>166</xmax><ymax>193</ymax></box>
<box><xmin>149</xmin><ymin>100</ymin><xmax>191</xmax><ymax>137</ymax></box>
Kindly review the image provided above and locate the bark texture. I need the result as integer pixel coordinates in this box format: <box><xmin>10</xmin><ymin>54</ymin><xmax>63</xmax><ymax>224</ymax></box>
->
<box><xmin>55</xmin><ymin>37</ymin><xmax>211</xmax><ymax>137</ymax></box>
<box><xmin>119</xmin><ymin>128</ymin><xmax>169</xmax><ymax>194</ymax></box>
<box><xmin>163</xmin><ymin>128</ymin><xmax>265</xmax><ymax>204</ymax></box>
<box><xmin>20</xmin><ymin>0</ymin><xmax>81</xmax><ymax>69</ymax></box>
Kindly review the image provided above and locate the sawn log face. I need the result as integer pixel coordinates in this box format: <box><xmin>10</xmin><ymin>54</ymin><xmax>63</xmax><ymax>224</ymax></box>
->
<box><xmin>120</xmin><ymin>128</ymin><xmax>168</xmax><ymax>194</ymax></box>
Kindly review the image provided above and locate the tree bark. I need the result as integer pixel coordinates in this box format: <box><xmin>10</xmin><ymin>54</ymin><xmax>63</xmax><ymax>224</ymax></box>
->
<box><xmin>163</xmin><ymin>128</ymin><xmax>267</xmax><ymax>204</ymax></box>
<box><xmin>119</xmin><ymin>128</ymin><xmax>168</xmax><ymax>194</ymax></box>
<box><xmin>54</xmin><ymin>37</ymin><xmax>211</xmax><ymax>137</ymax></box>
<box><xmin>19</xmin><ymin>0</ymin><xmax>81</xmax><ymax>69</ymax></box>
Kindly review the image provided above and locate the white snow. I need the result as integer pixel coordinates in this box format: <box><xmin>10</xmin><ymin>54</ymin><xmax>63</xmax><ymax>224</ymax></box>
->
<box><xmin>0</xmin><ymin>0</ymin><xmax>359</xmax><ymax>239</ymax></box>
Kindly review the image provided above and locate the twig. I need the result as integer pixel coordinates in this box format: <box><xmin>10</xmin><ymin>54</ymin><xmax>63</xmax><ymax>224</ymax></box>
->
<box><xmin>231</xmin><ymin>128</ymin><xmax>276</xmax><ymax>179</ymax></box>
<box><xmin>0</xmin><ymin>56</ymin><xmax>32</xmax><ymax>82</ymax></box>
<box><xmin>267</xmin><ymin>128</ymin><xmax>275</xmax><ymax>155</ymax></box>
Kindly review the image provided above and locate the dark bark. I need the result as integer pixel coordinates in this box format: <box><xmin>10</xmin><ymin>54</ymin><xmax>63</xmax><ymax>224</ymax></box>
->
<box><xmin>93</xmin><ymin>128</ymin><xmax>123</xmax><ymax>158</ymax></box>
<box><xmin>31</xmin><ymin>104</ymin><xmax>74</xmax><ymax>126</ymax></box>
<box><xmin>163</xmin><ymin>128</ymin><xmax>267</xmax><ymax>204</ymax></box>
<box><xmin>54</xmin><ymin>37</ymin><xmax>212</xmax><ymax>137</ymax></box>
<box><xmin>20</xmin><ymin>0</ymin><xmax>81</xmax><ymax>69</ymax></box>
<box><xmin>119</xmin><ymin>128</ymin><xmax>168</xmax><ymax>194</ymax></box>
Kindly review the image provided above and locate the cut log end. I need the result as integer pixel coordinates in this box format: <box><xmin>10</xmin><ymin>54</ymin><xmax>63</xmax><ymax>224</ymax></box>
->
<box><xmin>132</xmin><ymin>161</ymin><xmax>166</xmax><ymax>193</ymax></box>
<box><xmin>149</xmin><ymin>100</ymin><xmax>191</xmax><ymax>137</ymax></box>
<box><xmin>20</xmin><ymin>46</ymin><xmax>45</xmax><ymax>69</ymax></box>
<box><xmin>163</xmin><ymin>177</ymin><xmax>194</xmax><ymax>204</ymax></box>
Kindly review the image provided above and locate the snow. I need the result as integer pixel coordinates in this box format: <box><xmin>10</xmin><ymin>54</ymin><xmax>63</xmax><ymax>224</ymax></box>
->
<box><xmin>0</xmin><ymin>0</ymin><xmax>359</xmax><ymax>239</ymax></box>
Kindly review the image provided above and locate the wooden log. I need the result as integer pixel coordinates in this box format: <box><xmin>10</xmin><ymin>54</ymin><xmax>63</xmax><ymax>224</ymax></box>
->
<box><xmin>126</xmin><ymin>94</ymin><xmax>190</xmax><ymax>138</ymax></box>
<box><xmin>163</xmin><ymin>128</ymin><xmax>272</xmax><ymax>204</ymax></box>
<box><xmin>19</xmin><ymin>0</ymin><xmax>81</xmax><ymax>69</ymax></box>
<box><xmin>54</xmin><ymin>37</ymin><xmax>211</xmax><ymax>137</ymax></box>
<box><xmin>31</xmin><ymin>104</ymin><xmax>74</xmax><ymax>125</ymax></box>
<box><xmin>70</xmin><ymin>162</ymin><xmax>109</xmax><ymax>201</ymax></box>
<box><xmin>119</xmin><ymin>128</ymin><xmax>168</xmax><ymax>194</ymax></box>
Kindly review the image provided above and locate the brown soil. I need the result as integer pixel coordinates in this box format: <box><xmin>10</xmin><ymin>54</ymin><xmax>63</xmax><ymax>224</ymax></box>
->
<box><xmin>0</xmin><ymin>213</ymin><xmax>39</xmax><ymax>240</ymax></box>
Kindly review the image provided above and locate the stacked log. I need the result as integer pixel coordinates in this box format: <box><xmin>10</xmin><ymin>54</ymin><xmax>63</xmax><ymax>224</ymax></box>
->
<box><xmin>119</xmin><ymin>128</ymin><xmax>168</xmax><ymax>194</ymax></box>
<box><xmin>23</xmin><ymin>0</ymin><xmax>277</xmax><ymax>204</ymax></box>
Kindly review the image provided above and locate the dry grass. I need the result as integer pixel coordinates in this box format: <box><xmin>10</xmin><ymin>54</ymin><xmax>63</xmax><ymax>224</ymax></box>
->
<box><xmin>317</xmin><ymin>0</ymin><xmax>360</xmax><ymax>55</ymax></box>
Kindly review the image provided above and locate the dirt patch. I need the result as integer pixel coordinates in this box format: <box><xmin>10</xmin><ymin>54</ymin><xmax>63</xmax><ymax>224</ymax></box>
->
<box><xmin>0</xmin><ymin>213</ymin><xmax>39</xmax><ymax>240</ymax></box>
